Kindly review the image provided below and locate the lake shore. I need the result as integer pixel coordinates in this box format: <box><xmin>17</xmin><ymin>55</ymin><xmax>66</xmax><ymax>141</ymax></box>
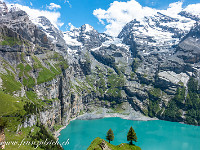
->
<box><xmin>54</xmin><ymin>108</ymin><xmax>156</xmax><ymax>139</ymax></box>
<box><xmin>76</xmin><ymin>110</ymin><xmax>156</xmax><ymax>121</ymax></box>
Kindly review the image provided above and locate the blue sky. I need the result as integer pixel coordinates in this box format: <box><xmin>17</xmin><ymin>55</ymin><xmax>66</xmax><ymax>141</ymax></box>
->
<box><xmin>5</xmin><ymin>0</ymin><xmax>200</xmax><ymax>35</ymax></box>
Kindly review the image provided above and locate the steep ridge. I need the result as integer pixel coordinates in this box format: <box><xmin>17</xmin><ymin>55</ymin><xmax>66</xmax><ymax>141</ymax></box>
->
<box><xmin>0</xmin><ymin>4</ymin><xmax>81</xmax><ymax>150</ymax></box>
<box><xmin>117</xmin><ymin>11</ymin><xmax>200</xmax><ymax>124</ymax></box>
<box><xmin>32</xmin><ymin>16</ymin><xmax>68</xmax><ymax>56</ymax></box>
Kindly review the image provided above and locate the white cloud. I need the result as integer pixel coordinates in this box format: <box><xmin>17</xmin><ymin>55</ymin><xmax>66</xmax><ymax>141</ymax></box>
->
<box><xmin>93</xmin><ymin>0</ymin><xmax>200</xmax><ymax>37</ymax></box>
<box><xmin>93</xmin><ymin>0</ymin><xmax>157</xmax><ymax>36</ymax></box>
<box><xmin>160</xmin><ymin>1</ymin><xmax>183</xmax><ymax>17</ymax></box>
<box><xmin>7</xmin><ymin>3</ymin><xmax>64</xmax><ymax>28</ymax></box>
<box><xmin>30</xmin><ymin>2</ymin><xmax>32</xmax><ymax>6</ymax></box>
<box><xmin>47</xmin><ymin>3</ymin><xmax>61</xmax><ymax>10</ymax></box>
<box><xmin>184</xmin><ymin>3</ymin><xmax>200</xmax><ymax>17</ymax></box>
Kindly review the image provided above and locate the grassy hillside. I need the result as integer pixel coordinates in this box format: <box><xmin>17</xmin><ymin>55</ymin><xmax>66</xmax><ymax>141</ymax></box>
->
<box><xmin>87</xmin><ymin>137</ymin><xmax>141</xmax><ymax>150</ymax></box>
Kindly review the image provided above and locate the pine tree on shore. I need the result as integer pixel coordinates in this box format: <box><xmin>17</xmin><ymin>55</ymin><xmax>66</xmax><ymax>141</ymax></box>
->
<box><xmin>106</xmin><ymin>128</ymin><xmax>114</xmax><ymax>143</ymax></box>
<box><xmin>127</xmin><ymin>126</ymin><xmax>137</xmax><ymax>145</ymax></box>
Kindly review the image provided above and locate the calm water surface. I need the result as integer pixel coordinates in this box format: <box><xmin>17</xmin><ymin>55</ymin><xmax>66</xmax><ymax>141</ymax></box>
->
<box><xmin>58</xmin><ymin>117</ymin><xmax>200</xmax><ymax>150</ymax></box>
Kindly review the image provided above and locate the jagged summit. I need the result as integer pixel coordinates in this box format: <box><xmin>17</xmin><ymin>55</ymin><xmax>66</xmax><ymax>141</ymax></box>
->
<box><xmin>34</xmin><ymin>16</ymin><xmax>66</xmax><ymax>46</ymax></box>
<box><xmin>63</xmin><ymin>23</ymin><xmax>113</xmax><ymax>54</ymax></box>
<box><xmin>4</xmin><ymin>2</ymin><xmax>67</xmax><ymax>51</ymax></box>
<box><xmin>0</xmin><ymin>7</ymin><xmax>51</xmax><ymax>49</ymax></box>
<box><xmin>118</xmin><ymin>11</ymin><xmax>198</xmax><ymax>55</ymax></box>
<box><xmin>0</xmin><ymin>1</ymin><xmax>8</xmax><ymax>15</ymax></box>
<box><xmin>81</xmin><ymin>24</ymin><xmax>94</xmax><ymax>32</ymax></box>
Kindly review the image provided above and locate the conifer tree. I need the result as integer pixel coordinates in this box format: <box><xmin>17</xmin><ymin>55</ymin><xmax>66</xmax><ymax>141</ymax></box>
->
<box><xmin>106</xmin><ymin>128</ymin><xmax>114</xmax><ymax>143</ymax></box>
<box><xmin>0</xmin><ymin>117</ymin><xmax>7</xmax><ymax>131</ymax></box>
<box><xmin>127</xmin><ymin>126</ymin><xmax>137</xmax><ymax>145</ymax></box>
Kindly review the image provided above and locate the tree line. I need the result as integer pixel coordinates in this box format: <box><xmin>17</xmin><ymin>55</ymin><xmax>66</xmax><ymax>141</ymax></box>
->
<box><xmin>106</xmin><ymin>126</ymin><xmax>137</xmax><ymax>145</ymax></box>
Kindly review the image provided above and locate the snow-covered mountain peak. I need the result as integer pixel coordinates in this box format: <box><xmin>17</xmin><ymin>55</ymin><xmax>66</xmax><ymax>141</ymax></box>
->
<box><xmin>31</xmin><ymin>16</ymin><xmax>57</xmax><ymax>40</ymax></box>
<box><xmin>118</xmin><ymin>11</ymin><xmax>199</xmax><ymax>55</ymax></box>
<box><xmin>63</xmin><ymin>30</ymin><xmax>82</xmax><ymax>47</ymax></box>
<box><xmin>28</xmin><ymin>15</ymin><xmax>68</xmax><ymax>50</ymax></box>
<box><xmin>0</xmin><ymin>1</ymin><xmax>8</xmax><ymax>15</ymax></box>
<box><xmin>63</xmin><ymin>24</ymin><xmax>113</xmax><ymax>51</ymax></box>
<box><xmin>37</xmin><ymin>16</ymin><xmax>52</xmax><ymax>28</ymax></box>
<box><xmin>81</xmin><ymin>24</ymin><xmax>94</xmax><ymax>32</ymax></box>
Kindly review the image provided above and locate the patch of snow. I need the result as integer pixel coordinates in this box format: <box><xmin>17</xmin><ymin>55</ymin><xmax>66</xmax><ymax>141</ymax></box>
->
<box><xmin>91</xmin><ymin>46</ymin><xmax>102</xmax><ymax>51</ymax></box>
<box><xmin>27</xmin><ymin>56</ymin><xmax>30</xmax><ymax>62</ymax></box>
<box><xmin>63</xmin><ymin>32</ymin><xmax>82</xmax><ymax>46</ymax></box>
<box><xmin>103</xmin><ymin>37</ymin><xmax>122</xmax><ymax>46</ymax></box>
<box><xmin>67</xmin><ymin>47</ymin><xmax>78</xmax><ymax>55</ymax></box>
<box><xmin>102</xmin><ymin>37</ymin><xmax>129</xmax><ymax>49</ymax></box>
<box><xmin>45</xmin><ymin>32</ymin><xmax>55</xmax><ymax>39</ymax></box>
<box><xmin>82</xmin><ymin>34</ymin><xmax>90</xmax><ymax>39</ymax></box>
<box><xmin>187</xmin><ymin>72</ymin><xmax>193</xmax><ymax>76</ymax></box>
<box><xmin>84</xmin><ymin>24</ymin><xmax>94</xmax><ymax>32</ymax></box>
<box><xmin>0</xmin><ymin>77</ymin><xmax>2</xmax><ymax>88</ymax></box>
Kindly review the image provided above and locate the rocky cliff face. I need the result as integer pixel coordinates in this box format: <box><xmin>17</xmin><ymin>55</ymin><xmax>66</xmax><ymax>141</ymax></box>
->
<box><xmin>0</xmin><ymin>4</ymin><xmax>84</xmax><ymax>144</ymax></box>
<box><xmin>116</xmin><ymin>11</ymin><xmax>200</xmax><ymax>124</ymax></box>
<box><xmin>60</xmin><ymin>9</ymin><xmax>200</xmax><ymax>125</ymax></box>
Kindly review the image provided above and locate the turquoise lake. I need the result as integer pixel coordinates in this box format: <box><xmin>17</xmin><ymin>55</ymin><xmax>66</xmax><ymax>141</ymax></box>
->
<box><xmin>58</xmin><ymin>118</ymin><xmax>200</xmax><ymax>150</ymax></box>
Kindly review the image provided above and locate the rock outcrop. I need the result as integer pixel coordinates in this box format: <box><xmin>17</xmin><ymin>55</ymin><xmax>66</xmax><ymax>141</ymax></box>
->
<box><xmin>0</xmin><ymin>129</ymin><xmax>5</xmax><ymax>149</ymax></box>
